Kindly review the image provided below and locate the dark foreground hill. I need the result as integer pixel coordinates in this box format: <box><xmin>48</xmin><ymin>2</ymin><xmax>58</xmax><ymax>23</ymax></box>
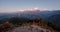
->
<box><xmin>0</xmin><ymin>17</ymin><xmax>60</xmax><ymax>32</ymax></box>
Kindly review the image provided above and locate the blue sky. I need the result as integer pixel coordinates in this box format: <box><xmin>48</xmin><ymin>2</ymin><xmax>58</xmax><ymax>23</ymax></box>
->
<box><xmin>0</xmin><ymin>0</ymin><xmax>60</xmax><ymax>12</ymax></box>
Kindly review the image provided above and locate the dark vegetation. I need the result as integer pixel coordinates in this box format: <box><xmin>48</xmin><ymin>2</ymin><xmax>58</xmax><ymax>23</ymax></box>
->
<box><xmin>0</xmin><ymin>17</ymin><xmax>60</xmax><ymax>32</ymax></box>
<box><xmin>48</xmin><ymin>14</ymin><xmax>60</xmax><ymax>25</ymax></box>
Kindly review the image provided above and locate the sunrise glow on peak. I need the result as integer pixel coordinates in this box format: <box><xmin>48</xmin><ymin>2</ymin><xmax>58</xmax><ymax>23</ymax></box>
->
<box><xmin>18</xmin><ymin>8</ymin><xmax>40</xmax><ymax>12</ymax></box>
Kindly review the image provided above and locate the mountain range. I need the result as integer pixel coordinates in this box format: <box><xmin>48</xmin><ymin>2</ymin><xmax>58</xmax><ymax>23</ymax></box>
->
<box><xmin>0</xmin><ymin>10</ymin><xmax>60</xmax><ymax>26</ymax></box>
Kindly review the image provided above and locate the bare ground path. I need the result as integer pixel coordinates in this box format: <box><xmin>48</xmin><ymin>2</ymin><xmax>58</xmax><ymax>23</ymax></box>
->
<box><xmin>10</xmin><ymin>24</ymin><xmax>53</xmax><ymax>32</ymax></box>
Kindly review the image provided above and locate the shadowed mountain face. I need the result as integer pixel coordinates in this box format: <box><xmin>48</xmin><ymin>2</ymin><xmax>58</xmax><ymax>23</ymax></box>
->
<box><xmin>0</xmin><ymin>10</ymin><xmax>60</xmax><ymax>25</ymax></box>
<box><xmin>47</xmin><ymin>14</ymin><xmax>60</xmax><ymax>25</ymax></box>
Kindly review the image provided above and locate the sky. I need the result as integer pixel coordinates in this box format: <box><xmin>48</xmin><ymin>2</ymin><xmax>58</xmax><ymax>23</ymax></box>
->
<box><xmin>0</xmin><ymin>0</ymin><xmax>60</xmax><ymax>12</ymax></box>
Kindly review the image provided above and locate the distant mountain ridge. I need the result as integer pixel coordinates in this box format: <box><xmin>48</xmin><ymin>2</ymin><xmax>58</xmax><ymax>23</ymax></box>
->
<box><xmin>0</xmin><ymin>10</ymin><xmax>60</xmax><ymax>25</ymax></box>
